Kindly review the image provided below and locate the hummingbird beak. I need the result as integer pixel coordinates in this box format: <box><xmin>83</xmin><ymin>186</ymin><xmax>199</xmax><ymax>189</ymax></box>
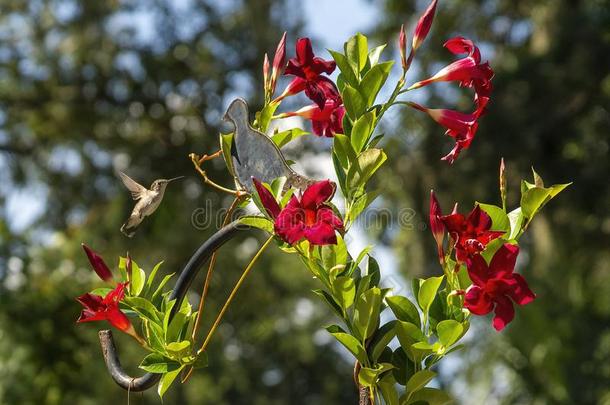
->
<box><xmin>166</xmin><ymin>176</ymin><xmax>185</xmax><ymax>183</ymax></box>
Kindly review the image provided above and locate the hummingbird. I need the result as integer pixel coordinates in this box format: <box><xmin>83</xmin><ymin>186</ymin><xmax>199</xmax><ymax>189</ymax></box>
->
<box><xmin>118</xmin><ymin>171</ymin><xmax>184</xmax><ymax>237</ymax></box>
<box><xmin>223</xmin><ymin>98</ymin><xmax>315</xmax><ymax>194</ymax></box>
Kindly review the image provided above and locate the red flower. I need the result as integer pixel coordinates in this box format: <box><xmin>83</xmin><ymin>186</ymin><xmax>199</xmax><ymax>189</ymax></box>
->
<box><xmin>253</xmin><ymin>178</ymin><xmax>343</xmax><ymax>246</ymax></box>
<box><xmin>270</xmin><ymin>32</ymin><xmax>287</xmax><ymax>94</ymax></box>
<box><xmin>409</xmin><ymin>36</ymin><xmax>494</xmax><ymax>106</ymax></box>
<box><xmin>440</xmin><ymin>204</ymin><xmax>504</xmax><ymax>262</ymax></box>
<box><xmin>281</xmin><ymin>100</ymin><xmax>345</xmax><ymax>137</ymax></box>
<box><xmin>407</xmin><ymin>100</ymin><xmax>488</xmax><ymax>163</ymax></box>
<box><xmin>82</xmin><ymin>243</ymin><xmax>113</xmax><ymax>282</ymax></box>
<box><xmin>280</xmin><ymin>38</ymin><xmax>340</xmax><ymax>109</ymax></box>
<box><xmin>412</xmin><ymin>0</ymin><xmax>438</xmax><ymax>51</ymax></box>
<box><xmin>399</xmin><ymin>24</ymin><xmax>408</xmax><ymax>71</ymax></box>
<box><xmin>464</xmin><ymin>244</ymin><xmax>535</xmax><ymax>331</ymax></box>
<box><xmin>76</xmin><ymin>282</ymin><xmax>135</xmax><ymax>335</ymax></box>
<box><xmin>429</xmin><ymin>190</ymin><xmax>445</xmax><ymax>262</ymax></box>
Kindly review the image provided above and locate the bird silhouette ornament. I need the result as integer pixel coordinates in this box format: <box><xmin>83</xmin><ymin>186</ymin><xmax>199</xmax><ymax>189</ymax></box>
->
<box><xmin>222</xmin><ymin>98</ymin><xmax>315</xmax><ymax>194</ymax></box>
<box><xmin>118</xmin><ymin>172</ymin><xmax>183</xmax><ymax>237</ymax></box>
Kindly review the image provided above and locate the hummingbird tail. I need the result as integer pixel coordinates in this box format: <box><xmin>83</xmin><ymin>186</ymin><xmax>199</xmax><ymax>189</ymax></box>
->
<box><xmin>120</xmin><ymin>223</ymin><xmax>136</xmax><ymax>238</ymax></box>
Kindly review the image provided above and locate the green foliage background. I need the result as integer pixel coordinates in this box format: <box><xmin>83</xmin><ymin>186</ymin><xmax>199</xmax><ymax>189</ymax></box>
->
<box><xmin>0</xmin><ymin>0</ymin><xmax>608</xmax><ymax>404</ymax></box>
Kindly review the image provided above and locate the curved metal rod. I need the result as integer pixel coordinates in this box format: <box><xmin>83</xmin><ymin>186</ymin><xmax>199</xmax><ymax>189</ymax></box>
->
<box><xmin>99</xmin><ymin>221</ymin><xmax>254</xmax><ymax>391</ymax></box>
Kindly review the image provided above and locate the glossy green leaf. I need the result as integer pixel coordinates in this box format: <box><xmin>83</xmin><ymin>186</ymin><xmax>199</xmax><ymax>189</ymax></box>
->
<box><xmin>436</xmin><ymin>320</ymin><xmax>463</xmax><ymax>348</ymax></box>
<box><xmin>329</xmin><ymin>50</ymin><xmax>358</xmax><ymax>86</ymax></box>
<box><xmin>404</xmin><ymin>387</ymin><xmax>453</xmax><ymax>405</ymax></box>
<box><xmin>379</xmin><ymin>373</ymin><xmax>400</xmax><ymax>405</ymax></box>
<box><xmin>477</xmin><ymin>203</ymin><xmax>509</xmax><ymax>232</ymax></box>
<box><xmin>255</xmin><ymin>100</ymin><xmax>279</xmax><ymax>133</ymax></box>
<box><xmin>368</xmin><ymin>44</ymin><xmax>387</xmax><ymax>66</ymax></box>
<box><xmin>313</xmin><ymin>289</ymin><xmax>344</xmax><ymax>319</ymax></box>
<box><xmin>128</xmin><ymin>260</ymin><xmax>146</xmax><ymax>296</ymax></box>
<box><xmin>359</xmin><ymin>61</ymin><xmax>394</xmax><ymax>105</ymax></box>
<box><xmin>395</xmin><ymin>321</ymin><xmax>426</xmax><ymax>357</ymax></box>
<box><xmin>387</xmin><ymin>295</ymin><xmax>421</xmax><ymax>328</ymax></box>
<box><xmin>123</xmin><ymin>296</ymin><xmax>162</xmax><ymax>323</ymax></box>
<box><xmin>417</xmin><ymin>276</ymin><xmax>444</xmax><ymax>315</ymax></box>
<box><xmin>271</xmin><ymin>128</ymin><xmax>309</xmax><ymax>148</ymax></box>
<box><xmin>326</xmin><ymin>325</ymin><xmax>368</xmax><ymax>364</ymax></box>
<box><xmin>354</xmin><ymin>287</ymin><xmax>382</xmax><ymax>340</ymax></box>
<box><xmin>144</xmin><ymin>261</ymin><xmax>164</xmax><ymax>297</ymax></box>
<box><xmin>350</xmin><ymin>111</ymin><xmax>376</xmax><ymax>152</ymax></box>
<box><xmin>343</xmin><ymin>85</ymin><xmax>367</xmax><ymax>120</ymax></box>
<box><xmin>507</xmin><ymin>207</ymin><xmax>524</xmax><ymax>240</ymax></box>
<box><xmin>406</xmin><ymin>370</ymin><xmax>436</xmax><ymax>397</ymax></box>
<box><xmin>238</xmin><ymin>216</ymin><xmax>274</xmax><ymax>233</ymax></box>
<box><xmin>139</xmin><ymin>353</ymin><xmax>181</xmax><ymax>374</ymax></box>
<box><xmin>333</xmin><ymin>133</ymin><xmax>357</xmax><ymax>168</ymax></box>
<box><xmin>219</xmin><ymin>132</ymin><xmax>235</xmax><ymax>176</ymax></box>
<box><xmin>332</xmin><ymin>276</ymin><xmax>356</xmax><ymax>310</ymax></box>
<box><xmin>347</xmin><ymin>148</ymin><xmax>387</xmax><ymax>190</ymax></box>
<box><xmin>157</xmin><ymin>365</ymin><xmax>184</xmax><ymax>398</ymax></box>
<box><xmin>369</xmin><ymin>321</ymin><xmax>397</xmax><ymax>361</ymax></box>
<box><xmin>358</xmin><ymin>363</ymin><xmax>394</xmax><ymax>387</ymax></box>
<box><xmin>391</xmin><ymin>348</ymin><xmax>414</xmax><ymax>386</ymax></box>
<box><xmin>349</xmin><ymin>189</ymin><xmax>381</xmax><ymax>222</ymax></box>
<box><xmin>89</xmin><ymin>287</ymin><xmax>112</xmax><ymax>297</ymax></box>
<box><xmin>166</xmin><ymin>340</ymin><xmax>191</xmax><ymax>358</ymax></box>
<box><xmin>345</xmin><ymin>33</ymin><xmax>368</xmax><ymax>73</ymax></box>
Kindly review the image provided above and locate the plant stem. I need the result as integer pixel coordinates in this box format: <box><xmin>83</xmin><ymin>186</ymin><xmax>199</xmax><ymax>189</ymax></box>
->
<box><xmin>189</xmin><ymin>153</ymin><xmax>246</xmax><ymax>197</ymax></box>
<box><xmin>188</xmin><ymin>196</ymin><xmax>242</xmax><ymax>344</ymax></box>
<box><xmin>197</xmin><ymin>236</ymin><xmax>274</xmax><ymax>355</ymax></box>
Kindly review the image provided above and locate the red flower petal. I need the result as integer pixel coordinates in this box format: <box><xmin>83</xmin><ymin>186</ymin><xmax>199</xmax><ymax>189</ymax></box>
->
<box><xmin>106</xmin><ymin>306</ymin><xmax>133</xmax><ymax>332</ymax></box>
<box><xmin>304</xmin><ymin>222</ymin><xmax>338</xmax><ymax>245</ymax></box>
<box><xmin>76</xmin><ymin>292</ymin><xmax>104</xmax><ymax>311</ymax></box>
<box><xmin>489</xmin><ymin>243</ymin><xmax>519</xmax><ymax>278</ymax></box>
<box><xmin>317</xmin><ymin>206</ymin><xmax>344</xmax><ymax>230</ymax></box>
<box><xmin>466</xmin><ymin>254</ymin><xmax>490</xmax><ymax>286</ymax></box>
<box><xmin>429</xmin><ymin>190</ymin><xmax>445</xmax><ymax>260</ymax></box>
<box><xmin>492</xmin><ymin>295</ymin><xmax>515</xmax><ymax>331</ymax></box>
<box><xmin>508</xmin><ymin>273</ymin><xmax>536</xmax><ymax>306</ymax></box>
<box><xmin>412</xmin><ymin>0</ymin><xmax>438</xmax><ymax>51</ymax></box>
<box><xmin>252</xmin><ymin>177</ymin><xmax>281</xmax><ymax>219</ymax></box>
<box><xmin>301</xmin><ymin>180</ymin><xmax>336</xmax><ymax>210</ymax></box>
<box><xmin>82</xmin><ymin>244</ymin><xmax>113</xmax><ymax>282</ymax></box>
<box><xmin>464</xmin><ymin>285</ymin><xmax>493</xmax><ymax>315</ymax></box>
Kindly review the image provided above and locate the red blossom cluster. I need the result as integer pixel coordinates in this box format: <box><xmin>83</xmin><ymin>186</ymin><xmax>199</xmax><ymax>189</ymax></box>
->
<box><xmin>253</xmin><ymin>178</ymin><xmax>343</xmax><ymax>246</ymax></box>
<box><xmin>403</xmin><ymin>1</ymin><xmax>494</xmax><ymax>163</ymax></box>
<box><xmin>430</xmin><ymin>192</ymin><xmax>535</xmax><ymax>331</ymax></box>
<box><xmin>268</xmin><ymin>36</ymin><xmax>345</xmax><ymax>138</ymax></box>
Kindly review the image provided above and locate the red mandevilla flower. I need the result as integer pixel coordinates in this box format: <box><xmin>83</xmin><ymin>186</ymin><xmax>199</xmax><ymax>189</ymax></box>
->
<box><xmin>281</xmin><ymin>100</ymin><xmax>345</xmax><ymax>138</ymax></box>
<box><xmin>269</xmin><ymin>32</ymin><xmax>287</xmax><ymax>94</ymax></box>
<box><xmin>253</xmin><ymin>178</ymin><xmax>343</xmax><ymax>246</ymax></box>
<box><xmin>409</xmin><ymin>36</ymin><xmax>494</xmax><ymax>106</ymax></box>
<box><xmin>440</xmin><ymin>203</ymin><xmax>504</xmax><ymax>263</ymax></box>
<box><xmin>429</xmin><ymin>190</ymin><xmax>445</xmax><ymax>263</ymax></box>
<box><xmin>412</xmin><ymin>0</ymin><xmax>438</xmax><ymax>51</ymax></box>
<box><xmin>279</xmin><ymin>38</ymin><xmax>340</xmax><ymax>109</ymax></box>
<box><xmin>407</xmin><ymin>99</ymin><xmax>488</xmax><ymax>163</ymax></box>
<box><xmin>82</xmin><ymin>243</ymin><xmax>113</xmax><ymax>282</ymax></box>
<box><xmin>76</xmin><ymin>282</ymin><xmax>135</xmax><ymax>335</ymax></box>
<box><xmin>464</xmin><ymin>244</ymin><xmax>536</xmax><ymax>331</ymax></box>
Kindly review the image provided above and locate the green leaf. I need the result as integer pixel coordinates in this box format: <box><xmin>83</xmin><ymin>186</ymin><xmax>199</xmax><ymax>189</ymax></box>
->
<box><xmin>329</xmin><ymin>50</ymin><xmax>358</xmax><ymax>87</ymax></box>
<box><xmin>367</xmin><ymin>256</ymin><xmax>381</xmax><ymax>287</ymax></box>
<box><xmin>359</xmin><ymin>61</ymin><xmax>394</xmax><ymax>106</ymax></box>
<box><xmin>312</xmin><ymin>289</ymin><xmax>344</xmax><ymax>319</ymax></box>
<box><xmin>333</xmin><ymin>133</ymin><xmax>357</xmax><ymax>168</ymax></box>
<box><xmin>219</xmin><ymin>132</ymin><xmax>235</xmax><ymax>176</ymax></box>
<box><xmin>477</xmin><ymin>203</ymin><xmax>510</xmax><ymax>232</ymax></box>
<box><xmin>151</xmin><ymin>273</ymin><xmax>175</xmax><ymax>303</ymax></box>
<box><xmin>345</xmin><ymin>33</ymin><xmax>368</xmax><ymax>74</ymax></box>
<box><xmin>417</xmin><ymin>276</ymin><xmax>444</xmax><ymax>315</ymax></box>
<box><xmin>255</xmin><ymin>100</ymin><xmax>279</xmax><ymax>133</ymax></box>
<box><xmin>395</xmin><ymin>321</ymin><xmax>426</xmax><ymax>359</ymax></box>
<box><xmin>507</xmin><ymin>207</ymin><xmax>524</xmax><ymax>240</ymax></box>
<box><xmin>379</xmin><ymin>373</ymin><xmax>400</xmax><ymax>405</ymax></box>
<box><xmin>358</xmin><ymin>363</ymin><xmax>394</xmax><ymax>387</ymax></box>
<box><xmin>166</xmin><ymin>340</ymin><xmax>192</xmax><ymax>359</ymax></box>
<box><xmin>332</xmin><ymin>151</ymin><xmax>348</xmax><ymax>197</ymax></box>
<box><xmin>347</xmin><ymin>148</ymin><xmax>387</xmax><ymax>190</ymax></box>
<box><xmin>272</xmin><ymin>128</ymin><xmax>309</xmax><ymax>148</ymax></box>
<box><xmin>326</xmin><ymin>325</ymin><xmax>368</xmax><ymax>364</ymax></box>
<box><xmin>166</xmin><ymin>305</ymin><xmax>191</xmax><ymax>343</ymax></box>
<box><xmin>350</xmin><ymin>111</ymin><xmax>376</xmax><ymax>152</ymax></box>
<box><xmin>331</xmin><ymin>276</ymin><xmax>356</xmax><ymax>310</ymax></box>
<box><xmin>128</xmin><ymin>260</ymin><xmax>146</xmax><ymax>297</ymax></box>
<box><xmin>369</xmin><ymin>321</ymin><xmax>397</xmax><ymax>361</ymax></box>
<box><xmin>139</xmin><ymin>353</ymin><xmax>181</xmax><ymax>374</ymax></box>
<box><xmin>144</xmin><ymin>261</ymin><xmax>164</xmax><ymax>297</ymax></box>
<box><xmin>123</xmin><ymin>296</ymin><xmax>162</xmax><ymax>323</ymax></box>
<box><xmin>391</xmin><ymin>348</ymin><xmax>414</xmax><ymax>385</ymax></box>
<box><xmin>368</xmin><ymin>44</ymin><xmax>387</xmax><ymax>66</ymax></box>
<box><xmin>157</xmin><ymin>365</ymin><xmax>184</xmax><ymax>398</ymax></box>
<box><xmin>342</xmin><ymin>85</ymin><xmax>367</xmax><ymax>120</ymax></box>
<box><xmin>143</xmin><ymin>319</ymin><xmax>165</xmax><ymax>352</ymax></box>
<box><xmin>238</xmin><ymin>216</ymin><xmax>274</xmax><ymax>233</ymax></box>
<box><xmin>436</xmin><ymin>320</ymin><xmax>463</xmax><ymax>348</ymax></box>
<box><xmin>349</xmin><ymin>190</ymin><xmax>381</xmax><ymax>222</ymax></box>
<box><xmin>406</xmin><ymin>370</ymin><xmax>436</xmax><ymax>398</ymax></box>
<box><xmin>387</xmin><ymin>295</ymin><xmax>421</xmax><ymax>328</ymax></box>
<box><xmin>404</xmin><ymin>387</ymin><xmax>452</xmax><ymax>405</ymax></box>
<box><xmin>192</xmin><ymin>351</ymin><xmax>208</xmax><ymax>369</ymax></box>
<box><xmin>354</xmin><ymin>287</ymin><xmax>382</xmax><ymax>340</ymax></box>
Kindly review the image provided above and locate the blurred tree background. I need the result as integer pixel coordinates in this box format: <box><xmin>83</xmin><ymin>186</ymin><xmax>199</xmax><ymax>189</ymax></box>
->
<box><xmin>0</xmin><ymin>0</ymin><xmax>608</xmax><ymax>404</ymax></box>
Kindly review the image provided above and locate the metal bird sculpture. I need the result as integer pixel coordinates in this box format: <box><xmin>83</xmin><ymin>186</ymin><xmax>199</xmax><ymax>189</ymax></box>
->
<box><xmin>118</xmin><ymin>172</ymin><xmax>183</xmax><ymax>237</ymax></box>
<box><xmin>223</xmin><ymin>98</ymin><xmax>314</xmax><ymax>193</ymax></box>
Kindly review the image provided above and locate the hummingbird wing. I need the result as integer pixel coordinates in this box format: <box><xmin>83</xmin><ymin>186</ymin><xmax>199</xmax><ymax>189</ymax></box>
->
<box><xmin>118</xmin><ymin>171</ymin><xmax>147</xmax><ymax>200</ymax></box>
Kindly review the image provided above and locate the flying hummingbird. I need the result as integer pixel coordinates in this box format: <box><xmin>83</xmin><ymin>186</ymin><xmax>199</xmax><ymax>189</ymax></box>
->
<box><xmin>118</xmin><ymin>172</ymin><xmax>184</xmax><ymax>237</ymax></box>
<box><xmin>223</xmin><ymin>98</ymin><xmax>315</xmax><ymax>193</ymax></box>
